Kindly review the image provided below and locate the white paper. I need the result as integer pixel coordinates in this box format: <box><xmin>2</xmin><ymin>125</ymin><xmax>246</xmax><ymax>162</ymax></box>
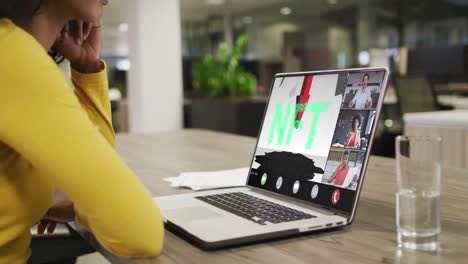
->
<box><xmin>164</xmin><ymin>168</ymin><xmax>249</xmax><ymax>191</ymax></box>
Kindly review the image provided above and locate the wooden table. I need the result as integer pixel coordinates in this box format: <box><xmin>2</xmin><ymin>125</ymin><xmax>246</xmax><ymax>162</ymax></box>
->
<box><xmin>77</xmin><ymin>129</ymin><xmax>468</xmax><ymax>264</ymax></box>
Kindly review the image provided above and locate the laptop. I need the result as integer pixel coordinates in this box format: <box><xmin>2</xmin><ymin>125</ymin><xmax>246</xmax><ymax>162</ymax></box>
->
<box><xmin>154</xmin><ymin>68</ymin><xmax>389</xmax><ymax>250</ymax></box>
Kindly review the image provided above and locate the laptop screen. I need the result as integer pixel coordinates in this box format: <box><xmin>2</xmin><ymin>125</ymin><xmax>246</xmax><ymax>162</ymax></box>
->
<box><xmin>247</xmin><ymin>69</ymin><xmax>388</xmax><ymax>214</ymax></box>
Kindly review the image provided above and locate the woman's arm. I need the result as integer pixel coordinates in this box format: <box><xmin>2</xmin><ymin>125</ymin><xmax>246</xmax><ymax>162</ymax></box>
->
<box><xmin>38</xmin><ymin>64</ymin><xmax>114</xmax><ymax>235</ymax></box>
<box><xmin>348</xmin><ymin>97</ymin><xmax>355</xmax><ymax>108</ymax></box>
<box><xmin>355</xmin><ymin>131</ymin><xmax>361</xmax><ymax>148</ymax></box>
<box><xmin>366</xmin><ymin>95</ymin><xmax>373</xmax><ymax>108</ymax></box>
<box><xmin>345</xmin><ymin>131</ymin><xmax>351</xmax><ymax>146</ymax></box>
<box><xmin>0</xmin><ymin>54</ymin><xmax>163</xmax><ymax>258</ymax></box>
<box><xmin>55</xmin><ymin>21</ymin><xmax>115</xmax><ymax>146</ymax></box>
<box><xmin>71</xmin><ymin>62</ymin><xmax>115</xmax><ymax>146</ymax></box>
<box><xmin>328</xmin><ymin>167</ymin><xmax>339</xmax><ymax>183</ymax></box>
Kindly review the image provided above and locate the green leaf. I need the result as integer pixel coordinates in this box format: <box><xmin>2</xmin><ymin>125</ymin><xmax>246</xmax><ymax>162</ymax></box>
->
<box><xmin>192</xmin><ymin>34</ymin><xmax>257</xmax><ymax>97</ymax></box>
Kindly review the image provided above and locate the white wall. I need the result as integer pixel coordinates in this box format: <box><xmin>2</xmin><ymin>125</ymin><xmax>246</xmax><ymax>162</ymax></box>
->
<box><xmin>127</xmin><ymin>0</ymin><xmax>183</xmax><ymax>133</ymax></box>
<box><xmin>328</xmin><ymin>26</ymin><xmax>353</xmax><ymax>68</ymax></box>
<box><xmin>254</xmin><ymin>22</ymin><xmax>300</xmax><ymax>62</ymax></box>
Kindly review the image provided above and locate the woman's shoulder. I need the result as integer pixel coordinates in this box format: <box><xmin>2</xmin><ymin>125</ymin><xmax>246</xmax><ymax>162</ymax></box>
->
<box><xmin>0</xmin><ymin>18</ymin><xmax>14</xmax><ymax>35</ymax></box>
<box><xmin>0</xmin><ymin>18</ymin><xmax>57</xmax><ymax>74</ymax></box>
<box><xmin>0</xmin><ymin>19</ymin><xmax>68</xmax><ymax>100</ymax></box>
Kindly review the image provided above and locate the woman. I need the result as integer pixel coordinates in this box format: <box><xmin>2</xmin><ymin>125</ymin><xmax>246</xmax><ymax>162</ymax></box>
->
<box><xmin>327</xmin><ymin>150</ymin><xmax>350</xmax><ymax>186</ymax></box>
<box><xmin>345</xmin><ymin>114</ymin><xmax>362</xmax><ymax>149</ymax></box>
<box><xmin>0</xmin><ymin>1</ymin><xmax>164</xmax><ymax>263</ymax></box>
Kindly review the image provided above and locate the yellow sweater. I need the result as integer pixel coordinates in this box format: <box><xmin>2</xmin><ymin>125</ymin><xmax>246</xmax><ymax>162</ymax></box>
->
<box><xmin>0</xmin><ymin>19</ymin><xmax>164</xmax><ymax>263</ymax></box>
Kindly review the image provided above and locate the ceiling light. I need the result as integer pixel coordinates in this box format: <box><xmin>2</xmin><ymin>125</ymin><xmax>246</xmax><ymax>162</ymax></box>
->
<box><xmin>116</xmin><ymin>59</ymin><xmax>131</xmax><ymax>71</ymax></box>
<box><xmin>280</xmin><ymin>7</ymin><xmax>292</xmax><ymax>16</ymax></box>
<box><xmin>384</xmin><ymin>119</ymin><xmax>394</xmax><ymax>128</ymax></box>
<box><xmin>358</xmin><ymin>51</ymin><xmax>371</xmax><ymax>66</ymax></box>
<box><xmin>118</xmin><ymin>23</ymin><xmax>128</xmax><ymax>32</ymax></box>
<box><xmin>205</xmin><ymin>0</ymin><xmax>225</xmax><ymax>5</ymax></box>
<box><xmin>328</xmin><ymin>0</ymin><xmax>338</xmax><ymax>5</ymax></box>
<box><xmin>242</xmin><ymin>16</ymin><xmax>253</xmax><ymax>24</ymax></box>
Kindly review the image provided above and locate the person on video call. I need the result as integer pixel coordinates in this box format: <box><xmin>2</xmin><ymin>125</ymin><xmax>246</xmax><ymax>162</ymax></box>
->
<box><xmin>327</xmin><ymin>151</ymin><xmax>350</xmax><ymax>186</ymax></box>
<box><xmin>348</xmin><ymin>73</ymin><xmax>373</xmax><ymax>109</ymax></box>
<box><xmin>345</xmin><ymin>114</ymin><xmax>362</xmax><ymax>149</ymax></box>
<box><xmin>0</xmin><ymin>0</ymin><xmax>164</xmax><ymax>263</ymax></box>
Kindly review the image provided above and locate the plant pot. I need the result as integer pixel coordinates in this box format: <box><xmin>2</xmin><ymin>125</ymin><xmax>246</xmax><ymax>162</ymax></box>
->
<box><xmin>185</xmin><ymin>96</ymin><xmax>267</xmax><ymax>137</ymax></box>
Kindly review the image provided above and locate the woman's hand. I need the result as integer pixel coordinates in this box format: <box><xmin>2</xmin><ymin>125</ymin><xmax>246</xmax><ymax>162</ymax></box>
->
<box><xmin>37</xmin><ymin>219</ymin><xmax>56</xmax><ymax>236</ymax></box>
<box><xmin>37</xmin><ymin>189</ymin><xmax>75</xmax><ymax>235</ymax></box>
<box><xmin>54</xmin><ymin>20</ymin><xmax>102</xmax><ymax>73</ymax></box>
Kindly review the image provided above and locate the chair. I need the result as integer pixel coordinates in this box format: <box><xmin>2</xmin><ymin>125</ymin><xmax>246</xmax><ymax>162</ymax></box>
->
<box><xmin>28</xmin><ymin>224</ymin><xmax>95</xmax><ymax>264</ymax></box>
<box><xmin>371</xmin><ymin>74</ymin><xmax>452</xmax><ymax>158</ymax></box>
<box><xmin>395</xmin><ymin>74</ymin><xmax>453</xmax><ymax>115</ymax></box>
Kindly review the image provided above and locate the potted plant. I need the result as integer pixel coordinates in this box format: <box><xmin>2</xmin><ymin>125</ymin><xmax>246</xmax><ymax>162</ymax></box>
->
<box><xmin>187</xmin><ymin>35</ymin><xmax>265</xmax><ymax>136</ymax></box>
<box><xmin>193</xmin><ymin>35</ymin><xmax>257</xmax><ymax>97</ymax></box>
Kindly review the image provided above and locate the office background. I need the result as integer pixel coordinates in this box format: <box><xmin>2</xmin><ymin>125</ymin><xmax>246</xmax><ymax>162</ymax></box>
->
<box><xmin>100</xmin><ymin>0</ymin><xmax>468</xmax><ymax>158</ymax></box>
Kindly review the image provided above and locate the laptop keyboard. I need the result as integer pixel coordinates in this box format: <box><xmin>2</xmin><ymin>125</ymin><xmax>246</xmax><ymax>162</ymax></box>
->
<box><xmin>195</xmin><ymin>192</ymin><xmax>315</xmax><ymax>226</ymax></box>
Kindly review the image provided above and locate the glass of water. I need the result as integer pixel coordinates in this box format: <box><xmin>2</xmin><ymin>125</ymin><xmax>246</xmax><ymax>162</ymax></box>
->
<box><xmin>395</xmin><ymin>136</ymin><xmax>441</xmax><ymax>251</ymax></box>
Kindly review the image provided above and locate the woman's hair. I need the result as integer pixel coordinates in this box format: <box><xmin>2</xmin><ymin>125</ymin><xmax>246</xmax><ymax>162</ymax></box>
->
<box><xmin>342</xmin><ymin>150</ymin><xmax>350</xmax><ymax>161</ymax></box>
<box><xmin>351</xmin><ymin>114</ymin><xmax>362</xmax><ymax>128</ymax></box>
<box><xmin>0</xmin><ymin>0</ymin><xmax>45</xmax><ymax>21</ymax></box>
<box><xmin>1</xmin><ymin>0</ymin><xmax>63</xmax><ymax>64</ymax></box>
<box><xmin>362</xmin><ymin>73</ymin><xmax>370</xmax><ymax>81</ymax></box>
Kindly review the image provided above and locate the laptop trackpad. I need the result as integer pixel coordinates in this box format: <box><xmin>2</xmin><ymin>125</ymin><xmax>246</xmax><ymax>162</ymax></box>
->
<box><xmin>164</xmin><ymin>206</ymin><xmax>224</xmax><ymax>222</ymax></box>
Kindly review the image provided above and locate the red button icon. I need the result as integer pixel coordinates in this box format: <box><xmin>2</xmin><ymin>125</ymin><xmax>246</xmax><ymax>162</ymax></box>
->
<box><xmin>332</xmin><ymin>189</ymin><xmax>340</xmax><ymax>205</ymax></box>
